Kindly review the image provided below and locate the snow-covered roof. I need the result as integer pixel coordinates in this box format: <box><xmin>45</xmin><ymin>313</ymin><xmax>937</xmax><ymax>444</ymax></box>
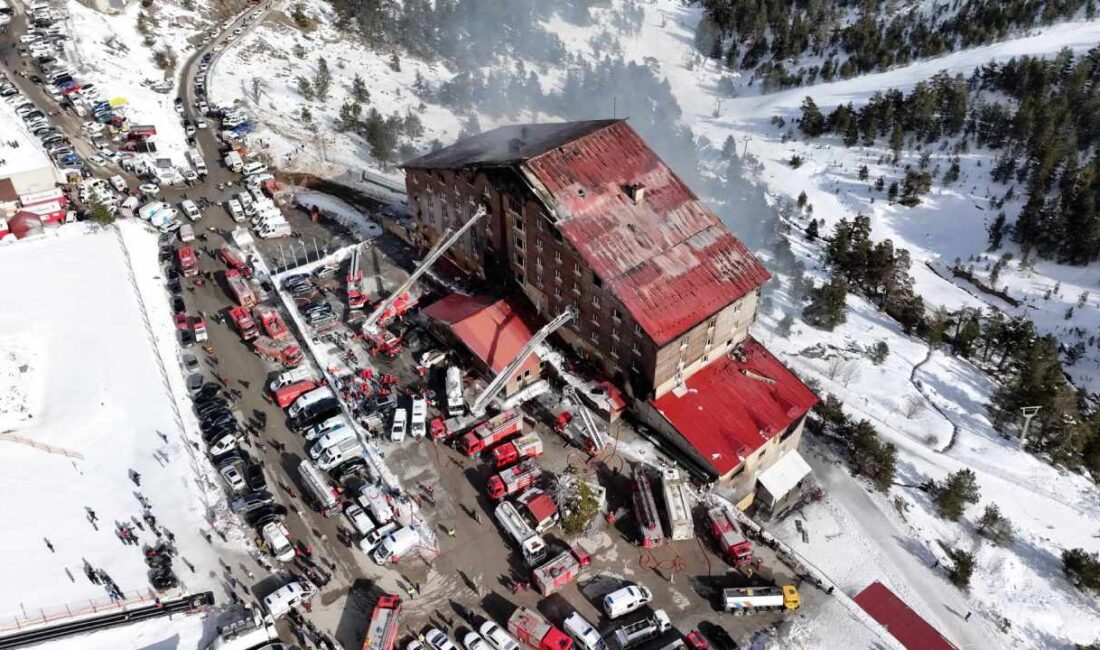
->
<box><xmin>756</xmin><ymin>449</ymin><xmax>812</xmax><ymax>501</ymax></box>
<box><xmin>0</xmin><ymin>98</ymin><xmax>54</xmax><ymax>181</ymax></box>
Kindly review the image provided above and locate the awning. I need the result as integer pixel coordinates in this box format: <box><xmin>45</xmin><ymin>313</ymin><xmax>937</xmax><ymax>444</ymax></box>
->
<box><xmin>757</xmin><ymin>450</ymin><xmax>811</xmax><ymax>502</ymax></box>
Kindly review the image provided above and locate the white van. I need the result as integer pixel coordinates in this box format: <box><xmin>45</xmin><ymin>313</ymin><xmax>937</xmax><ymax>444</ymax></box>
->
<box><xmin>261</xmin><ymin>522</ymin><xmax>295</xmax><ymax>562</ymax></box>
<box><xmin>253</xmin><ymin>213</ymin><xmax>288</xmax><ymax>229</ymax></box>
<box><xmin>263</xmin><ymin>581</ymin><xmax>314</xmax><ymax>618</ymax></box>
<box><xmin>269</xmin><ymin>366</ymin><xmax>313</xmax><ymax>392</ymax></box>
<box><xmin>257</xmin><ymin>222</ymin><xmax>292</xmax><ymax>238</ymax></box>
<box><xmin>410</xmin><ymin>398</ymin><xmax>427</xmax><ymax>439</ymax></box>
<box><xmin>602</xmin><ymin>585</ymin><xmax>653</xmax><ymax>619</ymax></box>
<box><xmin>358</xmin><ymin>521</ymin><xmax>397</xmax><ymax>553</ymax></box>
<box><xmin>304</xmin><ymin>415</ymin><xmax>347</xmax><ymax>442</ymax></box>
<box><xmin>226</xmin><ymin>199</ymin><xmax>245</xmax><ymax>222</ymax></box>
<box><xmin>180</xmin><ymin>199</ymin><xmax>201</xmax><ymax>221</ymax></box>
<box><xmin>308</xmin><ymin>427</ymin><xmax>355</xmax><ymax>459</ymax></box>
<box><xmin>563</xmin><ymin>614</ymin><xmax>607</xmax><ymax>650</ymax></box>
<box><xmin>109</xmin><ymin>175</ymin><xmax>127</xmax><ymax>193</ymax></box>
<box><xmin>357</xmin><ymin>484</ymin><xmax>394</xmax><ymax>525</ymax></box>
<box><xmin>237</xmin><ymin>191</ymin><xmax>254</xmax><ymax>215</ymax></box>
<box><xmin>390</xmin><ymin>407</ymin><xmax>408</xmax><ymax>443</ymax></box>
<box><xmin>371</xmin><ymin>526</ymin><xmax>420</xmax><ymax>565</ymax></box>
<box><xmin>288</xmin><ymin>387</ymin><xmax>335</xmax><ymax>419</ymax></box>
<box><xmin>242</xmin><ymin>161</ymin><xmax>268</xmax><ymax>176</ymax></box>
<box><xmin>179</xmin><ymin>223</ymin><xmax>195</xmax><ymax>243</ymax></box>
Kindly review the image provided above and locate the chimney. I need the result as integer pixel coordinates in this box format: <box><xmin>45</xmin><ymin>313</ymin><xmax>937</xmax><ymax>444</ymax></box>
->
<box><xmin>625</xmin><ymin>183</ymin><xmax>645</xmax><ymax>204</ymax></box>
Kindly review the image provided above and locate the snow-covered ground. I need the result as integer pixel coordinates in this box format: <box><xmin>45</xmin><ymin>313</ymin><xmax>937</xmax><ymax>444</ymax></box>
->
<box><xmin>0</xmin><ymin>223</ymin><xmax>247</xmax><ymax>630</ymax></box>
<box><xmin>28</xmin><ymin>610</ymin><xmax>208</xmax><ymax>650</ymax></box>
<box><xmin>204</xmin><ymin>1</ymin><xmax>1100</xmax><ymax>647</ymax></box>
<box><xmin>66</xmin><ymin>1</ymin><xmax>211</xmax><ymax>166</ymax></box>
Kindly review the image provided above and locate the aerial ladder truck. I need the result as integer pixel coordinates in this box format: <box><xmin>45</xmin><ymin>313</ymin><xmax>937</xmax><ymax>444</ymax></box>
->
<box><xmin>562</xmin><ymin>385</ymin><xmax>609</xmax><ymax>454</ymax></box>
<box><xmin>346</xmin><ymin>245</ymin><xmax>367</xmax><ymax>310</ymax></box>
<box><xmin>360</xmin><ymin>206</ymin><xmax>488</xmax><ymax>354</ymax></box>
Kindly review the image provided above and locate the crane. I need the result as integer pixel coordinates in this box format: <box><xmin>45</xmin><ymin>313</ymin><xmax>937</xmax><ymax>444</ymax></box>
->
<box><xmin>563</xmin><ymin>384</ymin><xmax>608</xmax><ymax>452</ymax></box>
<box><xmin>363</xmin><ymin>205</ymin><xmax>488</xmax><ymax>331</ymax></box>
<box><xmin>470</xmin><ymin>307</ymin><xmax>576</xmax><ymax>416</ymax></box>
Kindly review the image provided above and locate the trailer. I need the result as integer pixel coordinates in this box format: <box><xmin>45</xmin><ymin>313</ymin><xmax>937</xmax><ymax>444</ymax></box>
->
<box><xmin>458</xmin><ymin>409</ymin><xmax>523</xmax><ymax>456</ymax></box>
<box><xmin>720</xmin><ymin>585</ymin><xmax>800</xmax><ymax>615</ymax></box>
<box><xmin>516</xmin><ymin>489</ymin><xmax>558</xmax><ymax>533</ymax></box>
<box><xmin>494</xmin><ymin>500</ymin><xmax>548</xmax><ymax>567</ymax></box>
<box><xmin>631</xmin><ymin>465</ymin><xmax>664</xmax><ymax>548</ymax></box>
<box><xmin>177</xmin><ymin>245</ymin><xmax>198</xmax><ymax>278</ymax></box>
<box><xmin>362</xmin><ymin>594</ymin><xmax>402</xmax><ymax>650</ymax></box>
<box><xmin>532</xmin><ymin>543</ymin><xmax>590</xmax><ymax>596</ymax></box>
<box><xmin>487</xmin><ymin>459</ymin><xmax>542</xmax><ymax>501</ymax></box>
<box><xmin>255</xmin><ymin>304</ymin><xmax>291</xmax><ymax>341</ymax></box>
<box><xmin>706</xmin><ymin>507</ymin><xmax>754</xmax><ymax>568</ymax></box>
<box><xmin>299</xmin><ymin>458</ymin><xmax>339</xmax><ymax>517</ymax></box>
<box><xmin>445</xmin><ymin>366</ymin><xmax>463</xmax><ymax>416</ymax></box>
<box><xmin>225</xmin><ymin>269</ymin><xmax>257</xmax><ymax>308</ymax></box>
<box><xmin>253</xmin><ymin>335</ymin><xmax>303</xmax><ymax>367</ymax></box>
<box><xmin>228</xmin><ymin>305</ymin><xmax>259</xmax><ymax>340</ymax></box>
<box><xmin>508</xmin><ymin>607</ymin><xmax>573</xmax><ymax>650</ymax></box>
<box><xmin>491</xmin><ymin>433</ymin><xmax>544</xmax><ymax>469</ymax></box>
<box><xmin>218</xmin><ymin>244</ymin><xmax>251</xmax><ymax>278</ymax></box>
<box><xmin>613</xmin><ymin>611</ymin><xmax>671</xmax><ymax>649</ymax></box>
<box><xmin>660</xmin><ymin>468</ymin><xmax>694</xmax><ymax>541</ymax></box>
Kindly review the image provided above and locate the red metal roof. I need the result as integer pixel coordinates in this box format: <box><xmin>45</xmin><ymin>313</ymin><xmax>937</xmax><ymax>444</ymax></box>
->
<box><xmin>422</xmin><ymin>293</ymin><xmax>542</xmax><ymax>377</ymax></box>
<box><xmin>523</xmin><ymin>492</ymin><xmax>557</xmax><ymax>523</ymax></box>
<box><xmin>649</xmin><ymin>338</ymin><xmax>818</xmax><ymax>476</ymax></box>
<box><xmin>521</xmin><ymin>121</ymin><xmax>771</xmax><ymax>345</ymax></box>
<box><xmin>854</xmin><ymin>582</ymin><xmax>959</xmax><ymax>650</ymax></box>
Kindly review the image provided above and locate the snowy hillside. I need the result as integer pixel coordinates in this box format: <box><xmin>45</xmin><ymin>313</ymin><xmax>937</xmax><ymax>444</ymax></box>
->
<box><xmin>205</xmin><ymin>1</ymin><xmax>1100</xmax><ymax>647</ymax></box>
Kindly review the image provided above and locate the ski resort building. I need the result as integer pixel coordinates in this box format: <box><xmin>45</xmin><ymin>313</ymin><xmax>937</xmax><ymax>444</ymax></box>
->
<box><xmin>402</xmin><ymin>120</ymin><xmax>817</xmax><ymax>499</ymax></box>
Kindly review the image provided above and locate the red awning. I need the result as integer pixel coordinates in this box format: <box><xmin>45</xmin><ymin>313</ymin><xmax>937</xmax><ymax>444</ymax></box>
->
<box><xmin>854</xmin><ymin>582</ymin><xmax>959</xmax><ymax>650</ymax></box>
<box><xmin>422</xmin><ymin>293</ymin><xmax>543</xmax><ymax>376</ymax></box>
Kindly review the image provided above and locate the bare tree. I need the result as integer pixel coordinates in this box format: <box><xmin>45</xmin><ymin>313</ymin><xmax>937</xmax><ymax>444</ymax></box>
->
<box><xmin>827</xmin><ymin>357</ymin><xmax>845</xmax><ymax>380</ymax></box>
<box><xmin>840</xmin><ymin>361</ymin><xmax>859</xmax><ymax>387</ymax></box>
<box><xmin>904</xmin><ymin>395</ymin><xmax>927</xmax><ymax>419</ymax></box>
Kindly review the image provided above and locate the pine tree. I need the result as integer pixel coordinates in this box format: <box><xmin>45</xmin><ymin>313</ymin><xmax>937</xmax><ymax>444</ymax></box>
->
<box><xmin>314</xmin><ymin>57</ymin><xmax>331</xmax><ymax>101</ymax></box>
<box><xmin>988</xmin><ymin>212</ymin><xmax>1006</xmax><ymax>250</ymax></box>
<box><xmin>803</xmin><ymin>271</ymin><xmax>848</xmax><ymax>330</ymax></box>
<box><xmin>870</xmin><ymin>341</ymin><xmax>889</xmax><ymax>364</ymax></box>
<box><xmin>947</xmin><ymin>547</ymin><xmax>975</xmax><ymax>589</ymax></box>
<box><xmin>934</xmin><ymin>469</ymin><xmax>981</xmax><ymax>521</ymax></box>
<box><xmin>799</xmin><ymin>96</ymin><xmax>826</xmax><ymax>137</ymax></box>
<box><xmin>351</xmin><ymin>74</ymin><xmax>370</xmax><ymax>103</ymax></box>
<box><xmin>976</xmin><ymin>503</ymin><xmax>1014</xmax><ymax>546</ymax></box>
<box><xmin>389</xmin><ymin>52</ymin><xmax>402</xmax><ymax>72</ymax></box>
<box><xmin>805</xmin><ymin>219</ymin><xmax>819</xmax><ymax>240</ymax></box>
<box><xmin>858</xmin><ymin>165</ymin><xmax>869</xmax><ymax>181</ymax></box>
<box><xmin>1063</xmin><ymin>548</ymin><xmax>1100</xmax><ymax>591</ymax></box>
<box><xmin>296</xmin><ymin>76</ymin><xmax>314</xmax><ymax>100</ymax></box>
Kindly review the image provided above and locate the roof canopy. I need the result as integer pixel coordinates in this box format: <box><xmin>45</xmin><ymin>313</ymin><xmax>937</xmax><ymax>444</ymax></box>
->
<box><xmin>650</xmin><ymin>338</ymin><xmax>818</xmax><ymax>477</ymax></box>
<box><xmin>854</xmin><ymin>582</ymin><xmax>959</xmax><ymax>650</ymax></box>
<box><xmin>756</xmin><ymin>449</ymin><xmax>812</xmax><ymax>503</ymax></box>
<box><xmin>422</xmin><ymin>293</ymin><xmax>542</xmax><ymax>377</ymax></box>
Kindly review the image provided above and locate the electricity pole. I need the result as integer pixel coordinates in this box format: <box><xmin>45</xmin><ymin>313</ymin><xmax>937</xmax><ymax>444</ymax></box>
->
<box><xmin>1019</xmin><ymin>406</ymin><xmax>1041</xmax><ymax>450</ymax></box>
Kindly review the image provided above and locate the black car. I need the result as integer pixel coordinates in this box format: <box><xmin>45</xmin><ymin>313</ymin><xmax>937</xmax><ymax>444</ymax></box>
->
<box><xmin>193</xmin><ymin>384</ymin><xmax>223</xmax><ymax>404</ymax></box>
<box><xmin>698</xmin><ymin>622</ymin><xmax>737</xmax><ymax>650</ymax></box>
<box><xmin>168</xmin><ymin>277</ymin><xmax>182</xmax><ymax>294</ymax></box>
<box><xmin>202</xmin><ymin>422</ymin><xmax>239</xmax><ymax>444</ymax></box>
<box><xmin>179</xmin><ymin>329</ymin><xmax>195</xmax><ymax>348</ymax></box>
<box><xmin>212</xmin><ymin>448</ymin><xmax>251</xmax><ymax>469</ymax></box>
<box><xmin>330</xmin><ymin>457</ymin><xmax>369</xmax><ymax>483</ymax></box>
<box><xmin>29</xmin><ymin>75</ymin><xmax>42</xmax><ymax>85</ymax></box>
<box><xmin>245</xmin><ymin>504</ymin><xmax>288</xmax><ymax>528</ymax></box>
<box><xmin>201</xmin><ymin>411</ymin><xmax>236</xmax><ymax>431</ymax></box>
<box><xmin>367</xmin><ymin>391</ymin><xmax>397</xmax><ymax>414</ymax></box>
<box><xmin>289</xmin><ymin>401</ymin><xmax>341</xmax><ymax>432</ymax></box>
<box><xmin>244</xmin><ymin>464</ymin><xmax>267</xmax><ymax>492</ymax></box>
<box><xmin>166</xmin><ymin>268</ymin><xmax>179</xmax><ymax>281</ymax></box>
<box><xmin>195</xmin><ymin>398</ymin><xmax>229</xmax><ymax>418</ymax></box>
<box><xmin>172</xmin><ymin>296</ymin><xmax>186</xmax><ymax>313</ymax></box>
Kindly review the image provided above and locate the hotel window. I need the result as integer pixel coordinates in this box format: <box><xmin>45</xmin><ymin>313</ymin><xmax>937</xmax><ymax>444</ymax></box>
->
<box><xmin>573</xmin><ymin>262</ymin><xmax>582</xmax><ymax>275</ymax></box>
<box><xmin>612</xmin><ymin>309</ymin><xmax>622</xmax><ymax>323</ymax></box>
<box><xmin>513</xmin><ymin>214</ymin><xmax>524</xmax><ymax>231</ymax></box>
<box><xmin>514</xmin><ymin>251</ymin><xmax>524</xmax><ymax>266</ymax></box>
<box><xmin>634</xmin><ymin>324</ymin><xmax>643</xmax><ymax>337</ymax></box>
<box><xmin>592</xmin><ymin>295</ymin><xmax>601</xmax><ymax>309</ymax></box>
<box><xmin>611</xmin><ymin>329</ymin><xmax>620</xmax><ymax>340</ymax></box>
<box><xmin>572</xmin><ymin>282</ymin><xmax>581</xmax><ymax>296</ymax></box>
<box><xmin>411</xmin><ymin>174</ymin><xmax>418</xmax><ymax>186</ymax></box>
<box><xmin>482</xmin><ymin>185</ymin><xmax>491</xmax><ymax>200</ymax></box>
<box><xmin>610</xmin><ymin>348</ymin><xmax>620</xmax><ymax>359</ymax></box>
<box><xmin>555</xmin><ymin>251</ymin><xmax>562</xmax><ymax>263</ymax></box>
<box><xmin>506</xmin><ymin>194</ymin><xmax>521</xmax><ymax>214</ymax></box>
<box><xmin>514</xmin><ymin>234</ymin><xmax>525</xmax><ymax>250</ymax></box>
<box><xmin>554</xmin><ymin>269</ymin><xmax>562</xmax><ymax>283</ymax></box>
<box><xmin>632</xmin><ymin>344</ymin><xmax>641</xmax><ymax>356</ymax></box>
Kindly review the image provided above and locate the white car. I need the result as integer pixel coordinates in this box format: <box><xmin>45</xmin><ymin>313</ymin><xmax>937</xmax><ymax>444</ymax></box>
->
<box><xmin>87</xmin><ymin>154</ymin><xmax>106</xmax><ymax>167</ymax></box>
<box><xmin>219</xmin><ymin>464</ymin><xmax>246</xmax><ymax>492</ymax></box>
<box><xmin>425</xmin><ymin>629</ymin><xmax>458</xmax><ymax>650</ymax></box>
<box><xmin>478</xmin><ymin>622</ymin><xmax>519</xmax><ymax>650</ymax></box>
<box><xmin>463</xmin><ymin>633</ymin><xmax>492</xmax><ymax>650</ymax></box>
<box><xmin>418</xmin><ymin>349</ymin><xmax>447</xmax><ymax>368</ymax></box>
<box><xmin>196</xmin><ymin>118</ymin><xmax>208</xmax><ymax>128</ymax></box>
<box><xmin>139</xmin><ymin>183</ymin><xmax>160</xmax><ymax>195</ymax></box>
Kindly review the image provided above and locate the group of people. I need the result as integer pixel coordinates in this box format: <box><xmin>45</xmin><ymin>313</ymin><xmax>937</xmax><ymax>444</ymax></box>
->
<box><xmin>83</xmin><ymin>560</ymin><xmax>124</xmax><ymax>602</ymax></box>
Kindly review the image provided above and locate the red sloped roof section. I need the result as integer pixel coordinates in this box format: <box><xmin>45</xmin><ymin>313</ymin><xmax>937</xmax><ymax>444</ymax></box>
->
<box><xmin>649</xmin><ymin>338</ymin><xmax>818</xmax><ymax>476</ymax></box>
<box><xmin>523</xmin><ymin>121</ymin><xmax>770</xmax><ymax>345</ymax></box>
<box><xmin>853</xmin><ymin>582</ymin><xmax>959</xmax><ymax>650</ymax></box>
<box><xmin>422</xmin><ymin>293</ymin><xmax>542</xmax><ymax>376</ymax></box>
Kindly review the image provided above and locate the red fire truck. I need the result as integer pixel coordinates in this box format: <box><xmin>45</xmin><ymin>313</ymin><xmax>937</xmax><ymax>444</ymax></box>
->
<box><xmin>458</xmin><ymin>410</ymin><xmax>523</xmax><ymax>456</ymax></box>
<box><xmin>508</xmin><ymin>607</ymin><xmax>572</xmax><ymax>650</ymax></box>
<box><xmin>255</xmin><ymin>304</ymin><xmax>291</xmax><ymax>341</ymax></box>
<box><xmin>631</xmin><ymin>465</ymin><xmax>664</xmax><ymax>548</ymax></box>
<box><xmin>218</xmin><ymin>245</ymin><xmax>252</xmax><ymax>278</ymax></box>
<box><xmin>253</xmin><ymin>335</ymin><xmax>303</xmax><ymax>367</ymax></box>
<box><xmin>346</xmin><ymin>246</ymin><xmax>367</xmax><ymax>309</ymax></box>
<box><xmin>372</xmin><ymin>291</ymin><xmax>417</xmax><ymax>326</ymax></box>
<box><xmin>707</xmin><ymin>507</ymin><xmax>755</xmax><ymax>569</ymax></box>
<box><xmin>225</xmin><ymin>269</ymin><xmax>257</xmax><ymax>308</ymax></box>
<box><xmin>532</xmin><ymin>543</ymin><xmax>591</xmax><ymax>596</ymax></box>
<box><xmin>363</xmin><ymin>325</ymin><xmax>403</xmax><ymax>357</ymax></box>
<box><xmin>487</xmin><ymin>459</ymin><xmax>542</xmax><ymax>501</ymax></box>
<box><xmin>228</xmin><ymin>306</ymin><xmax>259</xmax><ymax>340</ymax></box>
<box><xmin>177</xmin><ymin>246</ymin><xmax>198</xmax><ymax>278</ymax></box>
<box><xmin>491</xmin><ymin>432</ymin><xmax>544</xmax><ymax>469</ymax></box>
<box><xmin>361</xmin><ymin>594</ymin><xmax>402</xmax><ymax>650</ymax></box>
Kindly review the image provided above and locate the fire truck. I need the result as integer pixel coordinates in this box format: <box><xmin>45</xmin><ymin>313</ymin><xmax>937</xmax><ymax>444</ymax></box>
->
<box><xmin>631</xmin><ymin>465</ymin><xmax>664</xmax><ymax>548</ymax></box>
<box><xmin>225</xmin><ymin>269</ymin><xmax>257</xmax><ymax>308</ymax></box>
<box><xmin>255</xmin><ymin>304</ymin><xmax>292</xmax><ymax>341</ymax></box>
<box><xmin>660</xmin><ymin>468</ymin><xmax>694</xmax><ymax>541</ymax></box>
<box><xmin>371</xmin><ymin>291</ymin><xmax>417</xmax><ymax>326</ymax></box>
<box><xmin>346</xmin><ymin>245</ymin><xmax>367</xmax><ymax>309</ymax></box>
<box><xmin>487</xmin><ymin>459</ymin><xmax>542</xmax><ymax>500</ymax></box>
<box><xmin>494</xmin><ymin>501</ymin><xmax>548</xmax><ymax>567</ymax></box>
<box><xmin>532</xmin><ymin>543</ymin><xmax>591</xmax><ymax>596</ymax></box>
<box><xmin>720</xmin><ymin>585</ymin><xmax>800</xmax><ymax>614</ymax></box>
<box><xmin>706</xmin><ymin>507</ymin><xmax>755</xmax><ymax>569</ymax></box>
<box><xmin>508</xmin><ymin>607</ymin><xmax>573</xmax><ymax>650</ymax></box>
<box><xmin>253</xmin><ymin>336</ymin><xmax>303</xmax><ymax>367</ymax></box>
<box><xmin>218</xmin><ymin>244</ymin><xmax>252</xmax><ymax>278</ymax></box>
<box><xmin>491</xmin><ymin>433</ymin><xmax>544</xmax><ymax>469</ymax></box>
<box><xmin>362</xmin><ymin>594</ymin><xmax>402</xmax><ymax>650</ymax></box>
<box><xmin>177</xmin><ymin>245</ymin><xmax>198</xmax><ymax>278</ymax></box>
<box><xmin>363</xmin><ymin>325</ymin><xmax>403</xmax><ymax>357</ymax></box>
<box><xmin>228</xmin><ymin>305</ymin><xmax>259</xmax><ymax>340</ymax></box>
<box><xmin>458</xmin><ymin>410</ymin><xmax>523</xmax><ymax>456</ymax></box>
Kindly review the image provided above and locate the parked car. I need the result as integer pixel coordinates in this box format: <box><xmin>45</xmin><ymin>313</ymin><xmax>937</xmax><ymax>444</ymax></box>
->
<box><xmin>230</xmin><ymin>490</ymin><xmax>275</xmax><ymax>513</ymax></box>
